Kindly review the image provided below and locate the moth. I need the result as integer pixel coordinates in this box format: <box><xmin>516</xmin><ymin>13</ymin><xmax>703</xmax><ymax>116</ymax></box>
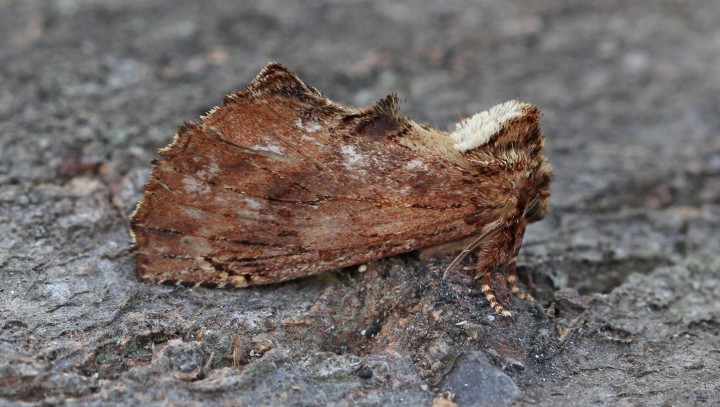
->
<box><xmin>130</xmin><ymin>62</ymin><xmax>552</xmax><ymax>316</ymax></box>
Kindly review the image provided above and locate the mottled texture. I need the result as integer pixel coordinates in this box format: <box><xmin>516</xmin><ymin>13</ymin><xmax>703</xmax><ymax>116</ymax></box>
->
<box><xmin>1</xmin><ymin>1</ymin><xmax>719</xmax><ymax>406</ymax></box>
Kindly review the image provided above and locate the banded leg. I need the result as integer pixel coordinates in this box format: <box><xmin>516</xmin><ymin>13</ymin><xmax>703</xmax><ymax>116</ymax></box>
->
<box><xmin>474</xmin><ymin>227</ymin><xmax>515</xmax><ymax>317</ymax></box>
<box><xmin>481</xmin><ymin>273</ymin><xmax>512</xmax><ymax>317</ymax></box>
<box><xmin>506</xmin><ymin>256</ymin><xmax>535</xmax><ymax>302</ymax></box>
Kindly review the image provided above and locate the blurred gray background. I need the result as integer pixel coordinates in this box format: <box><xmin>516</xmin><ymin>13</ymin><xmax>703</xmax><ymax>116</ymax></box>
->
<box><xmin>1</xmin><ymin>1</ymin><xmax>719</xmax><ymax>406</ymax></box>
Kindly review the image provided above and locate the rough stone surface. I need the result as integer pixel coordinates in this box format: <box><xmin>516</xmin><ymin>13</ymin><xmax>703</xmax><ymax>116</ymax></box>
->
<box><xmin>1</xmin><ymin>1</ymin><xmax>719</xmax><ymax>406</ymax></box>
<box><xmin>444</xmin><ymin>352</ymin><xmax>519</xmax><ymax>406</ymax></box>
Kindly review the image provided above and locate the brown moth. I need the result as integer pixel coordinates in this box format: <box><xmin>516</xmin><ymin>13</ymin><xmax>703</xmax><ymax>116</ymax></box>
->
<box><xmin>130</xmin><ymin>62</ymin><xmax>552</xmax><ymax>316</ymax></box>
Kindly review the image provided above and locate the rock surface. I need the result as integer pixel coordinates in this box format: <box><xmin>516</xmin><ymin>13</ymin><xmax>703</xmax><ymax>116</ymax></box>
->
<box><xmin>1</xmin><ymin>1</ymin><xmax>719</xmax><ymax>406</ymax></box>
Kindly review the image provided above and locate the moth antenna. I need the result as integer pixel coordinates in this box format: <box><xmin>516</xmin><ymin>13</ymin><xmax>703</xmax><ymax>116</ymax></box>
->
<box><xmin>442</xmin><ymin>233</ymin><xmax>487</xmax><ymax>278</ymax></box>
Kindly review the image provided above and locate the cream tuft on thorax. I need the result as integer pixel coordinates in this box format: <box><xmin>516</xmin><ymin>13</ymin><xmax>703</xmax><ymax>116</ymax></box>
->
<box><xmin>450</xmin><ymin>100</ymin><xmax>530</xmax><ymax>152</ymax></box>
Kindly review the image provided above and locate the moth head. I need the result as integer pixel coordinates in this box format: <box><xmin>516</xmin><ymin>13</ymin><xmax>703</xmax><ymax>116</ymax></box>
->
<box><xmin>509</xmin><ymin>108</ymin><xmax>552</xmax><ymax>224</ymax></box>
<box><xmin>450</xmin><ymin>100</ymin><xmax>553</xmax><ymax>223</ymax></box>
<box><xmin>522</xmin><ymin>155</ymin><xmax>552</xmax><ymax>223</ymax></box>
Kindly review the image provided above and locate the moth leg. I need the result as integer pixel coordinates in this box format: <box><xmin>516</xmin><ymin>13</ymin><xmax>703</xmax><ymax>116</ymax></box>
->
<box><xmin>481</xmin><ymin>273</ymin><xmax>512</xmax><ymax>317</ymax></box>
<box><xmin>506</xmin><ymin>256</ymin><xmax>535</xmax><ymax>302</ymax></box>
<box><xmin>474</xmin><ymin>228</ymin><xmax>515</xmax><ymax>317</ymax></box>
